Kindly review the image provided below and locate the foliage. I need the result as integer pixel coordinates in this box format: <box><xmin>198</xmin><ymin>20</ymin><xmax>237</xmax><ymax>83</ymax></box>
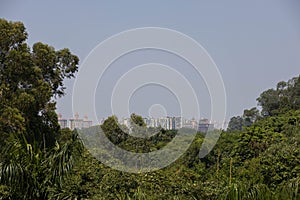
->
<box><xmin>44</xmin><ymin>74</ymin><xmax>300</xmax><ymax>199</ymax></box>
<box><xmin>227</xmin><ymin>116</ymin><xmax>244</xmax><ymax>132</ymax></box>
<box><xmin>227</xmin><ymin>107</ymin><xmax>260</xmax><ymax>131</ymax></box>
<box><xmin>0</xmin><ymin>18</ymin><xmax>80</xmax><ymax>199</ymax></box>
<box><xmin>1</xmin><ymin>18</ymin><xmax>300</xmax><ymax>199</ymax></box>
<box><xmin>257</xmin><ymin>75</ymin><xmax>300</xmax><ymax>117</ymax></box>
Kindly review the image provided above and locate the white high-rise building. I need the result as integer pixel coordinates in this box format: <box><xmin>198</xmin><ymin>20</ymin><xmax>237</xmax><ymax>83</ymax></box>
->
<box><xmin>69</xmin><ymin>113</ymin><xmax>83</xmax><ymax>130</ymax></box>
<box><xmin>57</xmin><ymin>113</ymin><xmax>68</xmax><ymax>129</ymax></box>
<box><xmin>83</xmin><ymin>115</ymin><xmax>93</xmax><ymax>128</ymax></box>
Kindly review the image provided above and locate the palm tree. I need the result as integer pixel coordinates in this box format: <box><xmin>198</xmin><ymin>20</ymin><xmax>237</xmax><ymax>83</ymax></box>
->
<box><xmin>0</xmin><ymin>131</ymin><xmax>82</xmax><ymax>199</ymax></box>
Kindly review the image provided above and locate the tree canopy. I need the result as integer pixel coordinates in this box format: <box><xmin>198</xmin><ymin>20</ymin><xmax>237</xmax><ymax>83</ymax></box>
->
<box><xmin>0</xmin><ymin>18</ymin><xmax>81</xmax><ymax>199</ymax></box>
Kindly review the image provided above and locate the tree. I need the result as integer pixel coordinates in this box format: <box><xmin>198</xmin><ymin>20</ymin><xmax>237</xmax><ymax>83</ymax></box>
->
<box><xmin>243</xmin><ymin>107</ymin><xmax>260</xmax><ymax>127</ymax></box>
<box><xmin>289</xmin><ymin>75</ymin><xmax>300</xmax><ymax>109</ymax></box>
<box><xmin>1</xmin><ymin>132</ymin><xmax>82</xmax><ymax>199</ymax></box>
<box><xmin>227</xmin><ymin>116</ymin><xmax>244</xmax><ymax>131</ymax></box>
<box><xmin>257</xmin><ymin>89</ymin><xmax>280</xmax><ymax>117</ymax></box>
<box><xmin>0</xmin><ymin>18</ymin><xmax>78</xmax><ymax>148</ymax></box>
<box><xmin>0</xmin><ymin>18</ymin><xmax>81</xmax><ymax>199</ymax></box>
<box><xmin>100</xmin><ymin>115</ymin><xmax>129</xmax><ymax>144</ymax></box>
<box><xmin>130</xmin><ymin>113</ymin><xmax>146</xmax><ymax>127</ymax></box>
<box><xmin>257</xmin><ymin>75</ymin><xmax>300</xmax><ymax>117</ymax></box>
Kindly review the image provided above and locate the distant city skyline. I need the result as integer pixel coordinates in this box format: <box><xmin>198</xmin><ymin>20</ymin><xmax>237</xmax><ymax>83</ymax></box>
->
<box><xmin>58</xmin><ymin>113</ymin><xmax>93</xmax><ymax>130</ymax></box>
<box><xmin>58</xmin><ymin>112</ymin><xmax>227</xmax><ymax>130</ymax></box>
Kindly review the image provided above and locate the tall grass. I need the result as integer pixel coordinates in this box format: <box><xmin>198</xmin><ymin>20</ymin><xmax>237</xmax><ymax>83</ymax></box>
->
<box><xmin>219</xmin><ymin>178</ymin><xmax>300</xmax><ymax>200</ymax></box>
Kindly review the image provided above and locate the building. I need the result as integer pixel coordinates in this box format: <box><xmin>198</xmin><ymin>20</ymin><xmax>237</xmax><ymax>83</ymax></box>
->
<box><xmin>198</xmin><ymin>118</ymin><xmax>214</xmax><ymax>133</ymax></box>
<box><xmin>69</xmin><ymin>113</ymin><xmax>84</xmax><ymax>130</ymax></box>
<box><xmin>175</xmin><ymin>117</ymin><xmax>182</xmax><ymax>129</ymax></box>
<box><xmin>82</xmin><ymin>115</ymin><xmax>93</xmax><ymax>128</ymax></box>
<box><xmin>158</xmin><ymin>117</ymin><xmax>167</xmax><ymax>129</ymax></box>
<box><xmin>117</xmin><ymin>116</ymin><xmax>216</xmax><ymax>132</ymax></box>
<box><xmin>166</xmin><ymin>116</ymin><xmax>176</xmax><ymax>130</ymax></box>
<box><xmin>57</xmin><ymin>113</ymin><xmax>93</xmax><ymax>130</ymax></box>
<box><xmin>57</xmin><ymin>113</ymin><xmax>68</xmax><ymax>129</ymax></box>
<box><xmin>182</xmin><ymin>117</ymin><xmax>198</xmax><ymax>130</ymax></box>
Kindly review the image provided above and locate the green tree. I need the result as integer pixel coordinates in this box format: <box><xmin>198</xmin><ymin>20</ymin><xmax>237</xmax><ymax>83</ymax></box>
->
<box><xmin>257</xmin><ymin>89</ymin><xmax>280</xmax><ymax>117</ymax></box>
<box><xmin>289</xmin><ymin>75</ymin><xmax>300</xmax><ymax>110</ymax></box>
<box><xmin>100</xmin><ymin>115</ymin><xmax>129</xmax><ymax>145</ymax></box>
<box><xmin>257</xmin><ymin>75</ymin><xmax>300</xmax><ymax>117</ymax></box>
<box><xmin>0</xmin><ymin>18</ymin><xmax>78</xmax><ymax>148</ymax></box>
<box><xmin>243</xmin><ymin>107</ymin><xmax>260</xmax><ymax>127</ymax></box>
<box><xmin>0</xmin><ymin>18</ymin><xmax>81</xmax><ymax>199</ymax></box>
<box><xmin>130</xmin><ymin>113</ymin><xmax>146</xmax><ymax>127</ymax></box>
<box><xmin>227</xmin><ymin>116</ymin><xmax>244</xmax><ymax>131</ymax></box>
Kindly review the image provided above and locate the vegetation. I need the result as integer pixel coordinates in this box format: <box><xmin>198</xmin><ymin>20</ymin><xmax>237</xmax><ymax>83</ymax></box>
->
<box><xmin>0</xmin><ymin>18</ymin><xmax>81</xmax><ymax>199</ymax></box>
<box><xmin>1</xmin><ymin>18</ymin><xmax>300</xmax><ymax>199</ymax></box>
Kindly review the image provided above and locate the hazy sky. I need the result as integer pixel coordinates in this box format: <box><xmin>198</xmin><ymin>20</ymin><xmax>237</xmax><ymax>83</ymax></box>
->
<box><xmin>1</xmin><ymin>1</ymin><xmax>300</xmax><ymax>123</ymax></box>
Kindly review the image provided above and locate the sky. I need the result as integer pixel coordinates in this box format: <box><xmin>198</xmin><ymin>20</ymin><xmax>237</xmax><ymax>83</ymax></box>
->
<box><xmin>1</xmin><ymin>0</ymin><xmax>300</xmax><ymax>124</ymax></box>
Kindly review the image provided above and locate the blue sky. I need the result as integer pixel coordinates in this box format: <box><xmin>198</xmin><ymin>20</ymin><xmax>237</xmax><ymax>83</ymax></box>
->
<box><xmin>1</xmin><ymin>0</ymin><xmax>300</xmax><ymax>123</ymax></box>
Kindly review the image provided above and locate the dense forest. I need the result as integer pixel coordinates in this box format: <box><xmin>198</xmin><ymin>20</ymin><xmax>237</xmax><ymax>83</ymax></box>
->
<box><xmin>0</xmin><ymin>18</ymin><xmax>300</xmax><ymax>199</ymax></box>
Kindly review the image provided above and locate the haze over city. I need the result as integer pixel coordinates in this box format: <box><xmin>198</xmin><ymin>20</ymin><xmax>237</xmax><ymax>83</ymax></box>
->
<box><xmin>1</xmin><ymin>0</ymin><xmax>300</xmax><ymax>124</ymax></box>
